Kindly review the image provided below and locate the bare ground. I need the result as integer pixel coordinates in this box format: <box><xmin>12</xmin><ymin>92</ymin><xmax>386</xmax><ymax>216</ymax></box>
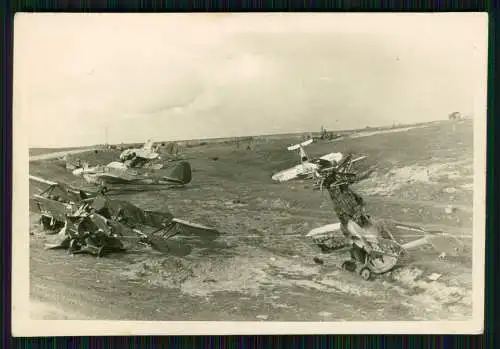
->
<box><xmin>29</xmin><ymin>120</ymin><xmax>474</xmax><ymax>321</ymax></box>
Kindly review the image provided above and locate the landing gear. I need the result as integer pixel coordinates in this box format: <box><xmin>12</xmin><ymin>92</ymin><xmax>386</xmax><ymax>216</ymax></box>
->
<box><xmin>340</xmin><ymin>259</ymin><xmax>372</xmax><ymax>280</ymax></box>
<box><xmin>340</xmin><ymin>244</ymin><xmax>402</xmax><ymax>281</ymax></box>
<box><xmin>359</xmin><ymin>267</ymin><xmax>372</xmax><ymax>281</ymax></box>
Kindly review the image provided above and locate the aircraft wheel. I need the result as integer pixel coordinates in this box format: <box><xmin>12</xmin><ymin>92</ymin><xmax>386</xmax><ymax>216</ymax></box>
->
<box><xmin>359</xmin><ymin>267</ymin><xmax>372</xmax><ymax>281</ymax></box>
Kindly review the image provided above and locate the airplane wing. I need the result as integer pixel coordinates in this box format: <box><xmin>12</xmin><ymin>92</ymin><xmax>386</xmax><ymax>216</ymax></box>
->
<box><xmin>29</xmin><ymin>175</ymin><xmax>57</xmax><ymax>186</ymax></box>
<box><xmin>84</xmin><ymin>173</ymin><xmax>132</xmax><ymax>185</ymax></box>
<box><xmin>305</xmin><ymin>223</ymin><xmax>352</xmax><ymax>251</ymax></box>
<box><xmin>30</xmin><ymin>195</ymin><xmax>75</xmax><ymax>221</ymax></box>
<box><xmin>305</xmin><ymin>223</ymin><xmax>342</xmax><ymax>238</ymax></box>
<box><xmin>352</xmin><ymin>155</ymin><xmax>368</xmax><ymax>163</ymax></box>
<box><xmin>271</xmin><ymin>163</ymin><xmax>316</xmax><ymax>182</ymax></box>
<box><xmin>319</xmin><ymin>152</ymin><xmax>344</xmax><ymax>164</ymax></box>
<box><xmin>133</xmin><ymin>148</ymin><xmax>160</xmax><ymax>160</ymax></box>
<box><xmin>172</xmin><ymin>218</ymin><xmax>219</xmax><ymax>232</ymax></box>
<box><xmin>287</xmin><ymin>139</ymin><xmax>313</xmax><ymax>151</ymax></box>
<box><xmin>166</xmin><ymin>218</ymin><xmax>220</xmax><ymax>244</ymax></box>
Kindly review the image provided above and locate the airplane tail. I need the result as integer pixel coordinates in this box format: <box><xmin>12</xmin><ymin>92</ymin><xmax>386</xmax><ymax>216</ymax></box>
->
<box><xmin>163</xmin><ymin>161</ymin><xmax>192</xmax><ymax>185</ymax></box>
<box><xmin>142</xmin><ymin>139</ymin><xmax>154</xmax><ymax>151</ymax></box>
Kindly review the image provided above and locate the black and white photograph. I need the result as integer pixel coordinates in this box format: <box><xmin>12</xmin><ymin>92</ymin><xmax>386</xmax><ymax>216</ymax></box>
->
<box><xmin>12</xmin><ymin>13</ymin><xmax>487</xmax><ymax>335</ymax></box>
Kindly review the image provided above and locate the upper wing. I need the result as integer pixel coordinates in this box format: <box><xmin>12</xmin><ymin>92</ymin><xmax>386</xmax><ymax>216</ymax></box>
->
<box><xmin>134</xmin><ymin>148</ymin><xmax>159</xmax><ymax>160</ymax></box>
<box><xmin>287</xmin><ymin>138</ymin><xmax>313</xmax><ymax>151</ymax></box>
<box><xmin>30</xmin><ymin>195</ymin><xmax>75</xmax><ymax>221</ymax></box>
<box><xmin>29</xmin><ymin>175</ymin><xmax>57</xmax><ymax>186</ymax></box>
<box><xmin>319</xmin><ymin>152</ymin><xmax>344</xmax><ymax>164</ymax></box>
<box><xmin>272</xmin><ymin>163</ymin><xmax>315</xmax><ymax>182</ymax></box>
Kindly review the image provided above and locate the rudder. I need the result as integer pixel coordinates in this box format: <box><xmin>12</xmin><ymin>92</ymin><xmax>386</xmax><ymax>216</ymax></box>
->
<box><xmin>169</xmin><ymin>161</ymin><xmax>192</xmax><ymax>185</ymax></box>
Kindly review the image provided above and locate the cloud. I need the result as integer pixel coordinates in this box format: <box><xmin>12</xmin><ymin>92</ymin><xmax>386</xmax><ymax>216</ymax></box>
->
<box><xmin>15</xmin><ymin>13</ymin><xmax>486</xmax><ymax>147</ymax></box>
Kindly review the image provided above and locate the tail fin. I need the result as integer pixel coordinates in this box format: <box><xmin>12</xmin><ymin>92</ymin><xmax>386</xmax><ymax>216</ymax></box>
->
<box><xmin>142</xmin><ymin>139</ymin><xmax>154</xmax><ymax>151</ymax></box>
<box><xmin>164</xmin><ymin>161</ymin><xmax>192</xmax><ymax>185</ymax></box>
<box><xmin>287</xmin><ymin>138</ymin><xmax>313</xmax><ymax>151</ymax></box>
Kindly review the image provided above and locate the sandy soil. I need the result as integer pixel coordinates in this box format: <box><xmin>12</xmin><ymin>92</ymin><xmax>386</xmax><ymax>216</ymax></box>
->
<box><xmin>28</xmin><ymin>120</ymin><xmax>474</xmax><ymax>321</ymax></box>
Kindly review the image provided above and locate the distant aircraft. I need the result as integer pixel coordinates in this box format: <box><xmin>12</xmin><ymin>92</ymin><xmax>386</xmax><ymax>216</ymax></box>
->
<box><xmin>271</xmin><ymin>139</ymin><xmax>367</xmax><ymax>183</ymax></box>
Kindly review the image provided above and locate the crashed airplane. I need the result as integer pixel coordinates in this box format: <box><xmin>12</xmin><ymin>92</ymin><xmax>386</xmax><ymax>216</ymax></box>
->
<box><xmin>65</xmin><ymin>139</ymin><xmax>163</xmax><ymax>173</ymax></box>
<box><xmin>29</xmin><ymin>175</ymin><xmax>219</xmax><ymax>257</ymax></box>
<box><xmin>71</xmin><ymin>160</ymin><xmax>192</xmax><ymax>193</ymax></box>
<box><xmin>271</xmin><ymin>139</ymin><xmax>367</xmax><ymax>183</ymax></box>
<box><xmin>304</xmin><ymin>162</ymin><xmax>465</xmax><ymax>281</ymax></box>
<box><xmin>118</xmin><ymin>139</ymin><xmax>161</xmax><ymax>169</ymax></box>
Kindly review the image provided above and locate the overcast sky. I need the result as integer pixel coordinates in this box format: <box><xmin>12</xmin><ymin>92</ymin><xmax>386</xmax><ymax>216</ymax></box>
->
<box><xmin>14</xmin><ymin>13</ymin><xmax>487</xmax><ymax>147</ymax></box>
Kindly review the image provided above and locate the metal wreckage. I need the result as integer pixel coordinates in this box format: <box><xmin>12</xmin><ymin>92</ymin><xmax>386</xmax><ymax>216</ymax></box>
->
<box><xmin>304</xmin><ymin>154</ymin><xmax>466</xmax><ymax>281</ymax></box>
<box><xmin>29</xmin><ymin>176</ymin><xmax>219</xmax><ymax>257</ymax></box>
<box><xmin>67</xmin><ymin>140</ymin><xmax>191</xmax><ymax>192</ymax></box>
<box><xmin>273</xmin><ymin>140</ymin><xmax>465</xmax><ymax>281</ymax></box>
<box><xmin>30</xmin><ymin>138</ymin><xmax>464</xmax><ymax>281</ymax></box>
<box><xmin>30</xmin><ymin>140</ymin><xmax>218</xmax><ymax>257</ymax></box>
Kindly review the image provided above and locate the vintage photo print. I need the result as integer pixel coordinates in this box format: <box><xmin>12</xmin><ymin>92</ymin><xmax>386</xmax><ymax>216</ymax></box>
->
<box><xmin>12</xmin><ymin>13</ymin><xmax>488</xmax><ymax>336</ymax></box>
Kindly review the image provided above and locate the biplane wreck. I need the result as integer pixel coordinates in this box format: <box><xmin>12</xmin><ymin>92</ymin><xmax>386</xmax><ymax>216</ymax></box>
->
<box><xmin>29</xmin><ymin>175</ymin><xmax>219</xmax><ymax>257</ymax></box>
<box><xmin>271</xmin><ymin>139</ymin><xmax>367</xmax><ymax>183</ymax></box>
<box><xmin>304</xmin><ymin>159</ymin><xmax>465</xmax><ymax>281</ymax></box>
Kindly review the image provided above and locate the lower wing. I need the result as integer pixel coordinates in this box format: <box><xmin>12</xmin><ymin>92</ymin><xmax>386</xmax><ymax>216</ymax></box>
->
<box><xmin>319</xmin><ymin>152</ymin><xmax>344</xmax><ymax>164</ymax></box>
<box><xmin>272</xmin><ymin>164</ymin><xmax>314</xmax><ymax>182</ymax></box>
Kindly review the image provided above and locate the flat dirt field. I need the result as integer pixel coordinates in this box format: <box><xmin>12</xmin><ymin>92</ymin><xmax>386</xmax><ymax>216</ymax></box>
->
<box><xmin>28</xmin><ymin>120</ymin><xmax>474</xmax><ymax>321</ymax></box>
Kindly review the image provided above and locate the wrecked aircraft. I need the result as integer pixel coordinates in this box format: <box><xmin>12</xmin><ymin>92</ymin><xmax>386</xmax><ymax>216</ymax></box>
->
<box><xmin>271</xmin><ymin>139</ymin><xmax>367</xmax><ymax>183</ymax></box>
<box><xmin>29</xmin><ymin>175</ymin><xmax>219</xmax><ymax>257</ymax></box>
<box><xmin>119</xmin><ymin>139</ymin><xmax>161</xmax><ymax>168</ymax></box>
<box><xmin>304</xmin><ymin>161</ymin><xmax>464</xmax><ymax>281</ymax></box>
<box><xmin>71</xmin><ymin>160</ymin><xmax>192</xmax><ymax>193</ymax></box>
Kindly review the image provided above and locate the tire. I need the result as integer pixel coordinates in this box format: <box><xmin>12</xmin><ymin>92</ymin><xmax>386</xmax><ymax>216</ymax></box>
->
<box><xmin>359</xmin><ymin>267</ymin><xmax>372</xmax><ymax>281</ymax></box>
